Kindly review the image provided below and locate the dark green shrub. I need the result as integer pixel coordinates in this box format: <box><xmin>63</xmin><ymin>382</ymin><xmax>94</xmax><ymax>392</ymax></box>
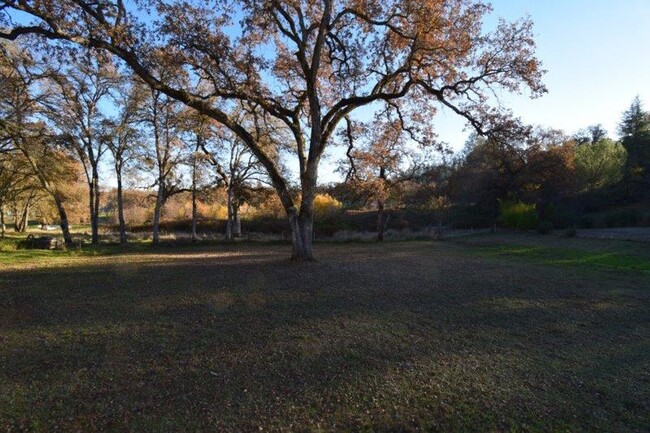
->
<box><xmin>577</xmin><ymin>216</ymin><xmax>594</xmax><ymax>229</ymax></box>
<box><xmin>537</xmin><ymin>220</ymin><xmax>554</xmax><ymax>234</ymax></box>
<box><xmin>563</xmin><ymin>226</ymin><xmax>577</xmax><ymax>237</ymax></box>
<box><xmin>605</xmin><ymin>209</ymin><xmax>641</xmax><ymax>228</ymax></box>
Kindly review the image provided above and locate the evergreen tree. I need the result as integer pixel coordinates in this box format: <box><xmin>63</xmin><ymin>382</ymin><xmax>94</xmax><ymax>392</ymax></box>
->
<box><xmin>618</xmin><ymin>96</ymin><xmax>650</xmax><ymax>198</ymax></box>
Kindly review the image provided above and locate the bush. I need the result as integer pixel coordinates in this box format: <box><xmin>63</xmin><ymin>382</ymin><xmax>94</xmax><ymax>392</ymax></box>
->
<box><xmin>563</xmin><ymin>226</ymin><xmax>577</xmax><ymax>237</ymax></box>
<box><xmin>577</xmin><ymin>216</ymin><xmax>594</xmax><ymax>229</ymax></box>
<box><xmin>604</xmin><ymin>209</ymin><xmax>642</xmax><ymax>228</ymax></box>
<box><xmin>449</xmin><ymin>204</ymin><xmax>495</xmax><ymax>229</ymax></box>
<box><xmin>313</xmin><ymin>194</ymin><xmax>342</xmax><ymax>219</ymax></box>
<box><xmin>498</xmin><ymin>199</ymin><xmax>539</xmax><ymax>230</ymax></box>
<box><xmin>537</xmin><ymin>220</ymin><xmax>554</xmax><ymax>234</ymax></box>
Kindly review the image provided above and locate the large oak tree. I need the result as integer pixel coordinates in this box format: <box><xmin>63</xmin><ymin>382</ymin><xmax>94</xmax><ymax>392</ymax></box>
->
<box><xmin>1</xmin><ymin>0</ymin><xmax>545</xmax><ymax>259</ymax></box>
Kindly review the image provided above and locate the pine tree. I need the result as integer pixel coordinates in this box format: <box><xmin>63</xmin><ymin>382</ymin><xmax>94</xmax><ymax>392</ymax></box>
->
<box><xmin>618</xmin><ymin>96</ymin><xmax>650</xmax><ymax>198</ymax></box>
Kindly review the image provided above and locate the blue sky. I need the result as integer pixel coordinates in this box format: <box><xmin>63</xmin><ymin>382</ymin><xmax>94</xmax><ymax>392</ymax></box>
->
<box><xmin>434</xmin><ymin>0</ymin><xmax>650</xmax><ymax>149</ymax></box>
<box><xmin>8</xmin><ymin>1</ymin><xmax>649</xmax><ymax>185</ymax></box>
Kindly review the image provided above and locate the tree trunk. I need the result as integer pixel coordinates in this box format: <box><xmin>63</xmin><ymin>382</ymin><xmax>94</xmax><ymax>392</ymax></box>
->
<box><xmin>14</xmin><ymin>191</ymin><xmax>35</xmax><ymax>232</ymax></box>
<box><xmin>89</xmin><ymin>167</ymin><xmax>100</xmax><ymax>244</ymax></box>
<box><xmin>191</xmin><ymin>143</ymin><xmax>199</xmax><ymax>242</ymax></box>
<box><xmin>226</xmin><ymin>185</ymin><xmax>233</xmax><ymax>240</ymax></box>
<box><xmin>116</xmin><ymin>172</ymin><xmax>127</xmax><ymax>244</ymax></box>
<box><xmin>232</xmin><ymin>203</ymin><xmax>241</xmax><ymax>238</ymax></box>
<box><xmin>18</xmin><ymin>200</ymin><xmax>29</xmax><ymax>232</ymax></box>
<box><xmin>289</xmin><ymin>211</ymin><xmax>314</xmax><ymax>261</ymax></box>
<box><xmin>191</xmin><ymin>179</ymin><xmax>198</xmax><ymax>243</ymax></box>
<box><xmin>54</xmin><ymin>195</ymin><xmax>73</xmax><ymax>246</ymax></box>
<box><xmin>377</xmin><ymin>198</ymin><xmax>385</xmax><ymax>242</ymax></box>
<box><xmin>0</xmin><ymin>202</ymin><xmax>5</xmax><ymax>238</ymax></box>
<box><xmin>152</xmin><ymin>185</ymin><xmax>164</xmax><ymax>245</ymax></box>
<box><xmin>191</xmin><ymin>189</ymin><xmax>198</xmax><ymax>242</ymax></box>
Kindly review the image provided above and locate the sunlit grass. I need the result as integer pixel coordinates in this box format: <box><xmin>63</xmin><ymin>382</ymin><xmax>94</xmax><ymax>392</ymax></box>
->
<box><xmin>477</xmin><ymin>244</ymin><xmax>650</xmax><ymax>273</ymax></box>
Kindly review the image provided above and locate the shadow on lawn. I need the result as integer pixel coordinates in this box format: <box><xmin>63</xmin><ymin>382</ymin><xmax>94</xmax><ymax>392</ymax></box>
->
<box><xmin>1</xmin><ymin>242</ymin><xmax>649</xmax><ymax>431</ymax></box>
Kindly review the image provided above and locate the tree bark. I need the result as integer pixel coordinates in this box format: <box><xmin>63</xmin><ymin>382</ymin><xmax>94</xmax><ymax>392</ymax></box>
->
<box><xmin>0</xmin><ymin>202</ymin><xmax>5</xmax><ymax>238</ymax></box>
<box><xmin>191</xmin><ymin>158</ymin><xmax>198</xmax><ymax>242</ymax></box>
<box><xmin>116</xmin><ymin>171</ymin><xmax>127</xmax><ymax>244</ymax></box>
<box><xmin>13</xmin><ymin>190</ymin><xmax>36</xmax><ymax>232</ymax></box>
<box><xmin>377</xmin><ymin>198</ymin><xmax>385</xmax><ymax>242</ymax></box>
<box><xmin>191</xmin><ymin>186</ymin><xmax>198</xmax><ymax>242</ymax></box>
<box><xmin>226</xmin><ymin>185</ymin><xmax>233</xmax><ymax>240</ymax></box>
<box><xmin>232</xmin><ymin>202</ymin><xmax>241</xmax><ymax>238</ymax></box>
<box><xmin>89</xmin><ymin>166</ymin><xmax>100</xmax><ymax>244</ymax></box>
<box><xmin>18</xmin><ymin>200</ymin><xmax>29</xmax><ymax>232</ymax></box>
<box><xmin>54</xmin><ymin>195</ymin><xmax>73</xmax><ymax>246</ymax></box>
<box><xmin>152</xmin><ymin>184</ymin><xmax>164</xmax><ymax>245</ymax></box>
<box><xmin>289</xmin><ymin>211</ymin><xmax>314</xmax><ymax>261</ymax></box>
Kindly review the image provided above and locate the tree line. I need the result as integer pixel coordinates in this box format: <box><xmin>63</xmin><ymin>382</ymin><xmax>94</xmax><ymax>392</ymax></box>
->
<box><xmin>1</xmin><ymin>1</ymin><xmax>647</xmax><ymax>259</ymax></box>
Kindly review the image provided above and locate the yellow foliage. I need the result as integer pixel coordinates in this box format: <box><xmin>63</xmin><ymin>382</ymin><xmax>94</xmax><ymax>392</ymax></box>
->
<box><xmin>313</xmin><ymin>193</ymin><xmax>342</xmax><ymax>219</ymax></box>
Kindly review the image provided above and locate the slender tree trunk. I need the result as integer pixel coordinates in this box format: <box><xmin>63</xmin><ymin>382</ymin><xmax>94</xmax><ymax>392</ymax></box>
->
<box><xmin>377</xmin><ymin>198</ymin><xmax>385</xmax><ymax>242</ymax></box>
<box><xmin>88</xmin><ymin>181</ymin><xmax>95</xmax><ymax>241</ymax></box>
<box><xmin>89</xmin><ymin>167</ymin><xmax>100</xmax><ymax>244</ymax></box>
<box><xmin>152</xmin><ymin>184</ymin><xmax>164</xmax><ymax>245</ymax></box>
<box><xmin>191</xmin><ymin>169</ymin><xmax>198</xmax><ymax>243</ymax></box>
<box><xmin>376</xmin><ymin>167</ymin><xmax>388</xmax><ymax>242</ymax></box>
<box><xmin>18</xmin><ymin>199</ymin><xmax>29</xmax><ymax>232</ymax></box>
<box><xmin>116</xmin><ymin>171</ymin><xmax>127</xmax><ymax>244</ymax></box>
<box><xmin>0</xmin><ymin>202</ymin><xmax>5</xmax><ymax>238</ymax></box>
<box><xmin>54</xmin><ymin>194</ymin><xmax>73</xmax><ymax>246</ymax></box>
<box><xmin>232</xmin><ymin>203</ymin><xmax>241</xmax><ymax>238</ymax></box>
<box><xmin>226</xmin><ymin>185</ymin><xmax>233</xmax><ymax>240</ymax></box>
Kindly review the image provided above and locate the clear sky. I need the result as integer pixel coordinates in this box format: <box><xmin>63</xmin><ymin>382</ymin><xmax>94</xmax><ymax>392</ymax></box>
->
<box><xmin>435</xmin><ymin>0</ymin><xmax>650</xmax><ymax>150</ymax></box>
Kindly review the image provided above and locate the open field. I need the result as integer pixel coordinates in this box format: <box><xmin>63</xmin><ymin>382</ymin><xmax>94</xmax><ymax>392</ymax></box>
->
<box><xmin>1</xmin><ymin>234</ymin><xmax>649</xmax><ymax>432</ymax></box>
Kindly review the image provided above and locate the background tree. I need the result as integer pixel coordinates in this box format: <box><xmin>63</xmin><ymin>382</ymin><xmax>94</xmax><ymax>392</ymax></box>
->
<box><xmin>342</xmin><ymin>115</ymin><xmax>427</xmax><ymax>241</ymax></box>
<box><xmin>618</xmin><ymin>96</ymin><xmax>650</xmax><ymax>199</ymax></box>
<box><xmin>574</xmin><ymin>139</ymin><xmax>627</xmax><ymax>193</ymax></box>
<box><xmin>0</xmin><ymin>40</ymin><xmax>79</xmax><ymax>244</ymax></box>
<box><xmin>104</xmin><ymin>76</ymin><xmax>146</xmax><ymax>244</ymax></box>
<box><xmin>573</xmin><ymin>124</ymin><xmax>608</xmax><ymax>145</ymax></box>
<box><xmin>0</xmin><ymin>151</ymin><xmax>39</xmax><ymax>236</ymax></box>
<box><xmin>141</xmin><ymin>88</ymin><xmax>190</xmax><ymax>244</ymax></box>
<box><xmin>199</xmin><ymin>119</ymin><xmax>268</xmax><ymax>240</ymax></box>
<box><xmin>47</xmin><ymin>57</ymin><xmax>117</xmax><ymax>244</ymax></box>
<box><xmin>0</xmin><ymin>0</ymin><xmax>546</xmax><ymax>260</ymax></box>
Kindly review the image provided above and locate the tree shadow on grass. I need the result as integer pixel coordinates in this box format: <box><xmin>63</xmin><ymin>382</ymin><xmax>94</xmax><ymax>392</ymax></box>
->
<box><xmin>1</xmin><ymin>243</ymin><xmax>649</xmax><ymax>431</ymax></box>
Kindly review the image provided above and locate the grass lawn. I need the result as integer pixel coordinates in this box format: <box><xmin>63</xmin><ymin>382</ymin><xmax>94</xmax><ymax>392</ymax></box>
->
<box><xmin>1</xmin><ymin>234</ymin><xmax>648</xmax><ymax>431</ymax></box>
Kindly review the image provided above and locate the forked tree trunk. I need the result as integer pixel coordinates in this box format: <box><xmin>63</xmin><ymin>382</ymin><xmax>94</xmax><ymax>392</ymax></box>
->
<box><xmin>116</xmin><ymin>172</ymin><xmax>127</xmax><ymax>244</ymax></box>
<box><xmin>152</xmin><ymin>185</ymin><xmax>164</xmax><ymax>245</ymax></box>
<box><xmin>289</xmin><ymin>211</ymin><xmax>314</xmax><ymax>261</ymax></box>
<box><xmin>13</xmin><ymin>191</ymin><xmax>36</xmax><ymax>232</ymax></box>
<box><xmin>14</xmin><ymin>202</ymin><xmax>27</xmax><ymax>232</ymax></box>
